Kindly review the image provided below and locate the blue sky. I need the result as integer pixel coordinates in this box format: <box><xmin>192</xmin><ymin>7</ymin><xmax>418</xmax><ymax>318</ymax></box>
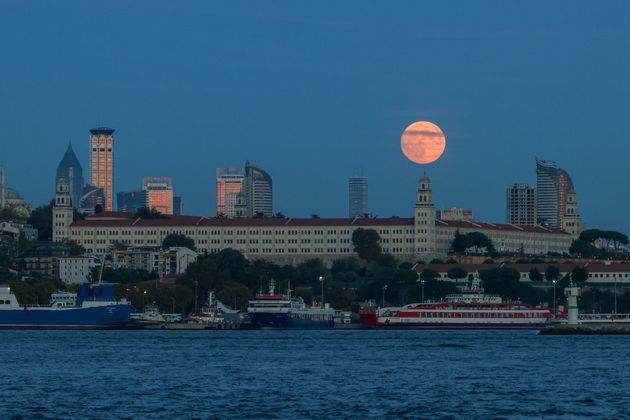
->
<box><xmin>1</xmin><ymin>1</ymin><xmax>629</xmax><ymax>233</ymax></box>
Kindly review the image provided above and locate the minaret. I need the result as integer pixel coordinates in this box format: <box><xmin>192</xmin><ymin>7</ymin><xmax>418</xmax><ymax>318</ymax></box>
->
<box><xmin>562</xmin><ymin>189</ymin><xmax>581</xmax><ymax>240</ymax></box>
<box><xmin>53</xmin><ymin>178</ymin><xmax>74</xmax><ymax>242</ymax></box>
<box><xmin>414</xmin><ymin>173</ymin><xmax>437</xmax><ymax>260</ymax></box>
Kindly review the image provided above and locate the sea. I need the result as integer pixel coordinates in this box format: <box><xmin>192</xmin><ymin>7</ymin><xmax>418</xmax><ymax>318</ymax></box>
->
<box><xmin>2</xmin><ymin>329</ymin><xmax>630</xmax><ymax>419</ymax></box>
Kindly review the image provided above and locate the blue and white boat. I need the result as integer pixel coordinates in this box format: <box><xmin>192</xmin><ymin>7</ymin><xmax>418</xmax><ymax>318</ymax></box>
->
<box><xmin>247</xmin><ymin>280</ymin><xmax>335</xmax><ymax>329</ymax></box>
<box><xmin>0</xmin><ymin>283</ymin><xmax>132</xmax><ymax>329</ymax></box>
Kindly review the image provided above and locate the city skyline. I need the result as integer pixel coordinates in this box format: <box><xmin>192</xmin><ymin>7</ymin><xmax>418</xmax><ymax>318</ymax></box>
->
<box><xmin>2</xmin><ymin>2</ymin><xmax>629</xmax><ymax>234</ymax></box>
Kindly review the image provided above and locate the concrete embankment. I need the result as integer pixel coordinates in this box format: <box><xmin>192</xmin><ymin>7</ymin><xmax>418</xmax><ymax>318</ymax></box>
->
<box><xmin>539</xmin><ymin>323</ymin><xmax>630</xmax><ymax>335</ymax></box>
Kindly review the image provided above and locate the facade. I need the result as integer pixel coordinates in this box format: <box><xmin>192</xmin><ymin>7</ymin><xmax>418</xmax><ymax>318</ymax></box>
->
<box><xmin>142</xmin><ymin>177</ymin><xmax>173</xmax><ymax>215</ymax></box>
<box><xmin>216</xmin><ymin>167</ymin><xmax>244</xmax><ymax>218</ymax></box>
<box><xmin>23</xmin><ymin>242</ymin><xmax>70</xmax><ymax>278</ymax></box>
<box><xmin>173</xmin><ymin>196</ymin><xmax>183</xmax><ymax>215</ymax></box>
<box><xmin>562</xmin><ymin>190</ymin><xmax>581</xmax><ymax>240</ymax></box>
<box><xmin>506</xmin><ymin>182</ymin><xmax>537</xmax><ymax>226</ymax></box>
<box><xmin>535</xmin><ymin>158</ymin><xmax>576</xmax><ymax>228</ymax></box>
<box><xmin>348</xmin><ymin>176</ymin><xmax>368</xmax><ymax>218</ymax></box>
<box><xmin>79</xmin><ymin>185</ymin><xmax>105</xmax><ymax>215</ymax></box>
<box><xmin>117</xmin><ymin>190</ymin><xmax>145</xmax><ymax>213</ymax></box>
<box><xmin>52</xmin><ymin>178</ymin><xmax>74</xmax><ymax>242</ymax></box>
<box><xmin>62</xmin><ymin>176</ymin><xmax>572</xmax><ymax>265</ymax></box>
<box><xmin>437</xmin><ymin>208</ymin><xmax>473</xmax><ymax>222</ymax></box>
<box><xmin>89</xmin><ymin>127</ymin><xmax>115</xmax><ymax>212</ymax></box>
<box><xmin>244</xmin><ymin>161</ymin><xmax>273</xmax><ymax>218</ymax></box>
<box><xmin>56</xmin><ymin>143</ymin><xmax>84</xmax><ymax>209</ymax></box>
<box><xmin>58</xmin><ymin>256</ymin><xmax>99</xmax><ymax>284</ymax></box>
<box><xmin>110</xmin><ymin>246</ymin><xmax>197</xmax><ymax>278</ymax></box>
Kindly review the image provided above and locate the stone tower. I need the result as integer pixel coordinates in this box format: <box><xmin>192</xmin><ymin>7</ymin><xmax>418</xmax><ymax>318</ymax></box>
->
<box><xmin>414</xmin><ymin>173</ymin><xmax>437</xmax><ymax>261</ymax></box>
<box><xmin>562</xmin><ymin>189</ymin><xmax>581</xmax><ymax>241</ymax></box>
<box><xmin>53</xmin><ymin>178</ymin><xmax>74</xmax><ymax>242</ymax></box>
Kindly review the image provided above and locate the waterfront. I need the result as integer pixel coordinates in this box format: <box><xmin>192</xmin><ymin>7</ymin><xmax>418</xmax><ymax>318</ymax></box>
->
<box><xmin>3</xmin><ymin>330</ymin><xmax>630</xmax><ymax>418</ymax></box>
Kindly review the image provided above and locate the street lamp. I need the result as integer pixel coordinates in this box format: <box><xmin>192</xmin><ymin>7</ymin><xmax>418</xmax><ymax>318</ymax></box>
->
<box><xmin>421</xmin><ymin>279</ymin><xmax>426</xmax><ymax>303</ymax></box>
<box><xmin>552</xmin><ymin>279</ymin><xmax>556</xmax><ymax>318</ymax></box>
<box><xmin>382</xmin><ymin>285</ymin><xmax>388</xmax><ymax>308</ymax></box>
<box><xmin>142</xmin><ymin>290</ymin><xmax>147</xmax><ymax>312</ymax></box>
<box><xmin>614</xmin><ymin>275</ymin><xmax>618</xmax><ymax>315</ymax></box>
<box><xmin>319</xmin><ymin>276</ymin><xmax>324</xmax><ymax>309</ymax></box>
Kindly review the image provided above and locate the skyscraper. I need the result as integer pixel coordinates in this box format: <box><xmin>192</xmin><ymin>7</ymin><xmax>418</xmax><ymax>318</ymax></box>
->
<box><xmin>348</xmin><ymin>176</ymin><xmax>368</xmax><ymax>217</ymax></box>
<box><xmin>535</xmin><ymin>158</ymin><xmax>576</xmax><ymax>228</ymax></box>
<box><xmin>173</xmin><ymin>196</ymin><xmax>183</xmax><ymax>215</ymax></box>
<box><xmin>244</xmin><ymin>161</ymin><xmax>272</xmax><ymax>218</ymax></box>
<box><xmin>56</xmin><ymin>142</ymin><xmax>84</xmax><ymax>209</ymax></box>
<box><xmin>216</xmin><ymin>167</ymin><xmax>245</xmax><ymax>218</ymax></box>
<box><xmin>142</xmin><ymin>177</ymin><xmax>173</xmax><ymax>215</ymax></box>
<box><xmin>117</xmin><ymin>190</ymin><xmax>145</xmax><ymax>213</ymax></box>
<box><xmin>89</xmin><ymin>127</ymin><xmax>115</xmax><ymax>211</ymax></box>
<box><xmin>506</xmin><ymin>182</ymin><xmax>537</xmax><ymax>226</ymax></box>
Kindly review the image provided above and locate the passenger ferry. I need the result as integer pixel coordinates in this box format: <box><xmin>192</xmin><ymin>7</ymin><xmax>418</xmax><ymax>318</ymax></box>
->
<box><xmin>247</xmin><ymin>280</ymin><xmax>335</xmax><ymax>329</ymax></box>
<box><xmin>360</xmin><ymin>278</ymin><xmax>552</xmax><ymax>329</ymax></box>
<box><xmin>0</xmin><ymin>283</ymin><xmax>132</xmax><ymax>329</ymax></box>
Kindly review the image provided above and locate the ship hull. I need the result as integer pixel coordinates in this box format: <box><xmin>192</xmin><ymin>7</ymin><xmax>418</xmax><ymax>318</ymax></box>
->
<box><xmin>250</xmin><ymin>313</ymin><xmax>334</xmax><ymax>330</ymax></box>
<box><xmin>362</xmin><ymin>322</ymin><xmax>546</xmax><ymax>329</ymax></box>
<box><xmin>0</xmin><ymin>304</ymin><xmax>132</xmax><ymax>330</ymax></box>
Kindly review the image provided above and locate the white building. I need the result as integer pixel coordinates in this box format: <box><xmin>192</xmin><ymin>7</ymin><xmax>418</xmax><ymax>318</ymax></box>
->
<box><xmin>58</xmin><ymin>256</ymin><xmax>99</xmax><ymax>285</ymax></box>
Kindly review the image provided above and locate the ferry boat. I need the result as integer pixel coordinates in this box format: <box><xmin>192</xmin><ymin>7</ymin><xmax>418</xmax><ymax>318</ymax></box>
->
<box><xmin>187</xmin><ymin>292</ymin><xmax>225</xmax><ymax>325</ymax></box>
<box><xmin>247</xmin><ymin>280</ymin><xmax>335</xmax><ymax>329</ymax></box>
<box><xmin>0</xmin><ymin>283</ymin><xmax>132</xmax><ymax>329</ymax></box>
<box><xmin>360</xmin><ymin>278</ymin><xmax>552</xmax><ymax>329</ymax></box>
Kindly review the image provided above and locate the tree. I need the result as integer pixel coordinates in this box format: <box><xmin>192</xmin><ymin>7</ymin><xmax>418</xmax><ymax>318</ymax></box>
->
<box><xmin>94</xmin><ymin>204</ymin><xmax>103</xmax><ymax>214</ymax></box>
<box><xmin>447</xmin><ymin>267</ymin><xmax>467</xmax><ymax>281</ymax></box>
<box><xmin>528</xmin><ymin>267</ymin><xmax>543</xmax><ymax>282</ymax></box>
<box><xmin>214</xmin><ymin>249</ymin><xmax>249</xmax><ymax>279</ymax></box>
<box><xmin>376</xmin><ymin>253</ymin><xmax>397</xmax><ymax>268</ymax></box>
<box><xmin>27</xmin><ymin>200</ymin><xmax>53</xmax><ymax>241</ymax></box>
<box><xmin>479</xmin><ymin>267</ymin><xmax>521</xmax><ymax>300</ymax></box>
<box><xmin>217</xmin><ymin>282</ymin><xmax>253</xmax><ymax>311</ymax></box>
<box><xmin>429</xmin><ymin>258</ymin><xmax>444</xmax><ymax>264</ymax></box>
<box><xmin>162</xmin><ymin>233</ymin><xmax>196</xmax><ymax>251</ymax></box>
<box><xmin>134</xmin><ymin>207</ymin><xmax>169</xmax><ymax>219</ymax></box>
<box><xmin>450</xmin><ymin>230</ymin><xmax>495</xmax><ymax>254</ymax></box>
<box><xmin>351</xmin><ymin>228</ymin><xmax>382</xmax><ymax>262</ymax></box>
<box><xmin>65</xmin><ymin>240</ymin><xmax>85</xmax><ymax>256</ymax></box>
<box><xmin>545</xmin><ymin>266</ymin><xmax>560</xmax><ymax>282</ymax></box>
<box><xmin>420</xmin><ymin>268</ymin><xmax>440</xmax><ymax>281</ymax></box>
<box><xmin>569</xmin><ymin>239</ymin><xmax>593</xmax><ymax>258</ymax></box>
<box><xmin>571</xmin><ymin>266</ymin><xmax>589</xmax><ymax>286</ymax></box>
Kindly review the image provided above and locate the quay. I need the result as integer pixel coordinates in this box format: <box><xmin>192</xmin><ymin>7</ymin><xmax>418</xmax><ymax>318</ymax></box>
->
<box><xmin>539</xmin><ymin>323</ymin><xmax>630</xmax><ymax>335</ymax></box>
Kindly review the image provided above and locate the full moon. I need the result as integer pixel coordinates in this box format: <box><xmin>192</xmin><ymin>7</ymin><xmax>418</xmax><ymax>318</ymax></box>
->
<box><xmin>400</xmin><ymin>121</ymin><xmax>446</xmax><ymax>164</ymax></box>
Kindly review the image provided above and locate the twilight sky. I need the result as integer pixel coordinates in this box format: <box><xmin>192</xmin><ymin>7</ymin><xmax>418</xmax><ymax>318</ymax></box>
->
<box><xmin>1</xmin><ymin>1</ymin><xmax>629</xmax><ymax>233</ymax></box>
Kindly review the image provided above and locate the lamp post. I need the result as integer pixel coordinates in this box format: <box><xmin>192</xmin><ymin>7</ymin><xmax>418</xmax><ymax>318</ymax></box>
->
<box><xmin>421</xmin><ymin>279</ymin><xmax>426</xmax><ymax>303</ymax></box>
<box><xmin>552</xmin><ymin>279</ymin><xmax>556</xmax><ymax>318</ymax></box>
<box><xmin>194</xmin><ymin>279</ymin><xmax>198</xmax><ymax>314</ymax></box>
<box><xmin>382</xmin><ymin>285</ymin><xmax>388</xmax><ymax>308</ymax></box>
<box><xmin>319</xmin><ymin>276</ymin><xmax>324</xmax><ymax>309</ymax></box>
<box><xmin>614</xmin><ymin>275</ymin><xmax>618</xmax><ymax>315</ymax></box>
<box><xmin>142</xmin><ymin>290</ymin><xmax>147</xmax><ymax>312</ymax></box>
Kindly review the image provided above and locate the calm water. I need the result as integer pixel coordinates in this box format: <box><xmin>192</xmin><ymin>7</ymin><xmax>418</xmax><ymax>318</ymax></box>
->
<box><xmin>2</xmin><ymin>329</ymin><xmax>630</xmax><ymax>419</ymax></box>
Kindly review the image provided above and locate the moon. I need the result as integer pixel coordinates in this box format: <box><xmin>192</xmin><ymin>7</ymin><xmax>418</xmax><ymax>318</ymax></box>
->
<box><xmin>400</xmin><ymin>121</ymin><xmax>446</xmax><ymax>164</ymax></box>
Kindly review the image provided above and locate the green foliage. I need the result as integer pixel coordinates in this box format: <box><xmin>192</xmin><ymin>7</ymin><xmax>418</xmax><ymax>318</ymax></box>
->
<box><xmin>162</xmin><ymin>233</ymin><xmax>196</xmax><ymax>251</ymax></box>
<box><xmin>528</xmin><ymin>267</ymin><xmax>544</xmax><ymax>282</ymax></box>
<box><xmin>325</xmin><ymin>281</ymin><xmax>356</xmax><ymax>310</ymax></box>
<box><xmin>482</xmin><ymin>259</ymin><xmax>495</xmax><ymax>264</ymax></box>
<box><xmin>571</xmin><ymin>266</ymin><xmax>588</xmax><ymax>286</ymax></box>
<box><xmin>134</xmin><ymin>207</ymin><xmax>169</xmax><ymax>219</ymax></box>
<box><xmin>420</xmin><ymin>268</ymin><xmax>440</xmax><ymax>281</ymax></box>
<box><xmin>447</xmin><ymin>267</ymin><xmax>467</xmax><ymax>280</ymax></box>
<box><xmin>376</xmin><ymin>253</ymin><xmax>397</xmax><ymax>268</ymax></box>
<box><xmin>445</xmin><ymin>258</ymin><xmax>458</xmax><ymax>264</ymax></box>
<box><xmin>569</xmin><ymin>239</ymin><xmax>595</xmax><ymax>258</ymax></box>
<box><xmin>94</xmin><ymin>204</ymin><xmax>103</xmax><ymax>214</ymax></box>
<box><xmin>0</xmin><ymin>206</ymin><xmax>27</xmax><ymax>222</ymax></box>
<box><xmin>579</xmin><ymin>229</ymin><xmax>629</xmax><ymax>247</ymax></box>
<box><xmin>429</xmin><ymin>258</ymin><xmax>444</xmax><ymax>264</ymax></box>
<box><xmin>27</xmin><ymin>200</ymin><xmax>53</xmax><ymax>241</ymax></box>
<box><xmin>65</xmin><ymin>240</ymin><xmax>85</xmax><ymax>256</ymax></box>
<box><xmin>217</xmin><ymin>282</ymin><xmax>253</xmax><ymax>311</ymax></box>
<box><xmin>451</xmin><ymin>230</ymin><xmax>496</xmax><ymax>254</ymax></box>
<box><xmin>93</xmin><ymin>266</ymin><xmax>156</xmax><ymax>284</ymax></box>
<box><xmin>351</xmin><ymin>228</ymin><xmax>382</xmax><ymax>262</ymax></box>
<box><xmin>545</xmin><ymin>266</ymin><xmax>560</xmax><ymax>282</ymax></box>
<box><xmin>398</xmin><ymin>262</ymin><xmax>413</xmax><ymax>271</ymax></box>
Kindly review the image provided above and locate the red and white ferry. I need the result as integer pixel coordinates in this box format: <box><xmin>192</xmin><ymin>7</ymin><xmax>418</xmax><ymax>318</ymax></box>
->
<box><xmin>360</xmin><ymin>279</ymin><xmax>552</xmax><ymax>329</ymax></box>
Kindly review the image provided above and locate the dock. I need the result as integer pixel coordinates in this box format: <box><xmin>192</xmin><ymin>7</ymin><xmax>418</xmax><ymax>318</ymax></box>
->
<box><xmin>539</xmin><ymin>323</ymin><xmax>630</xmax><ymax>335</ymax></box>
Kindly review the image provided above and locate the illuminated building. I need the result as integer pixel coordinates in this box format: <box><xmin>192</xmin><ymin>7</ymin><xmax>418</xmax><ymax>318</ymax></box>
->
<box><xmin>89</xmin><ymin>127</ymin><xmax>115</xmax><ymax>211</ymax></box>
<box><xmin>244</xmin><ymin>161</ymin><xmax>272</xmax><ymax>218</ymax></box>
<box><xmin>506</xmin><ymin>182</ymin><xmax>537</xmax><ymax>226</ymax></box>
<box><xmin>348</xmin><ymin>176</ymin><xmax>368</xmax><ymax>217</ymax></box>
<box><xmin>142</xmin><ymin>177</ymin><xmax>173</xmax><ymax>215</ymax></box>
<box><xmin>56</xmin><ymin>142</ymin><xmax>84</xmax><ymax>209</ymax></box>
<box><xmin>437</xmin><ymin>208</ymin><xmax>473</xmax><ymax>222</ymax></box>
<box><xmin>79</xmin><ymin>185</ymin><xmax>105</xmax><ymax>215</ymax></box>
<box><xmin>216</xmin><ymin>167</ymin><xmax>244</xmax><ymax>218</ymax></box>
<box><xmin>535</xmin><ymin>158</ymin><xmax>576</xmax><ymax>228</ymax></box>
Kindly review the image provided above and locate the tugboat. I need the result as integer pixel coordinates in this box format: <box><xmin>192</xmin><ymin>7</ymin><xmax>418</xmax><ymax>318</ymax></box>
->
<box><xmin>247</xmin><ymin>280</ymin><xmax>335</xmax><ymax>329</ymax></box>
<box><xmin>360</xmin><ymin>276</ymin><xmax>552</xmax><ymax>329</ymax></box>
<box><xmin>0</xmin><ymin>283</ymin><xmax>132</xmax><ymax>329</ymax></box>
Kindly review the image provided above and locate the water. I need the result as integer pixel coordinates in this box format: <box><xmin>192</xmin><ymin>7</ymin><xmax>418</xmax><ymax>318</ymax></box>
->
<box><xmin>3</xmin><ymin>330</ymin><xmax>630</xmax><ymax>419</ymax></box>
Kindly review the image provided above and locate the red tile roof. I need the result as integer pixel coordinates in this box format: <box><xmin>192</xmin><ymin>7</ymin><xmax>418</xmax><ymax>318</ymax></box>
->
<box><xmin>413</xmin><ymin>263</ymin><xmax>630</xmax><ymax>274</ymax></box>
<box><xmin>436</xmin><ymin>219</ymin><xmax>568</xmax><ymax>234</ymax></box>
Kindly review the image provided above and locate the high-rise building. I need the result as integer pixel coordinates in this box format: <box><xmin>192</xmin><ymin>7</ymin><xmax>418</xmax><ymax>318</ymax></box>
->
<box><xmin>506</xmin><ymin>182</ymin><xmax>537</xmax><ymax>226</ymax></box>
<box><xmin>56</xmin><ymin>142</ymin><xmax>84</xmax><ymax>209</ymax></box>
<box><xmin>437</xmin><ymin>208</ymin><xmax>473</xmax><ymax>222</ymax></box>
<box><xmin>348</xmin><ymin>176</ymin><xmax>368</xmax><ymax>217</ymax></box>
<box><xmin>89</xmin><ymin>127</ymin><xmax>115</xmax><ymax>212</ymax></box>
<box><xmin>216</xmin><ymin>162</ymin><xmax>273</xmax><ymax>218</ymax></box>
<box><xmin>117</xmin><ymin>190</ymin><xmax>145</xmax><ymax>213</ymax></box>
<box><xmin>244</xmin><ymin>161</ymin><xmax>273</xmax><ymax>218</ymax></box>
<box><xmin>173</xmin><ymin>196</ymin><xmax>183</xmax><ymax>215</ymax></box>
<box><xmin>535</xmin><ymin>158</ymin><xmax>576</xmax><ymax>228</ymax></box>
<box><xmin>79</xmin><ymin>185</ymin><xmax>105</xmax><ymax>215</ymax></box>
<box><xmin>216</xmin><ymin>167</ymin><xmax>245</xmax><ymax>218</ymax></box>
<box><xmin>142</xmin><ymin>177</ymin><xmax>173</xmax><ymax>215</ymax></box>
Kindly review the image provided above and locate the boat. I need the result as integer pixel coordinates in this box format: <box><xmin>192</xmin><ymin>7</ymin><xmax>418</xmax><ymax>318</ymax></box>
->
<box><xmin>359</xmin><ymin>277</ymin><xmax>552</xmax><ymax>329</ymax></box>
<box><xmin>131</xmin><ymin>305</ymin><xmax>165</xmax><ymax>323</ymax></box>
<box><xmin>0</xmin><ymin>283</ymin><xmax>132</xmax><ymax>330</ymax></box>
<box><xmin>186</xmin><ymin>292</ymin><xmax>225</xmax><ymax>325</ymax></box>
<box><xmin>247</xmin><ymin>280</ymin><xmax>335</xmax><ymax>329</ymax></box>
